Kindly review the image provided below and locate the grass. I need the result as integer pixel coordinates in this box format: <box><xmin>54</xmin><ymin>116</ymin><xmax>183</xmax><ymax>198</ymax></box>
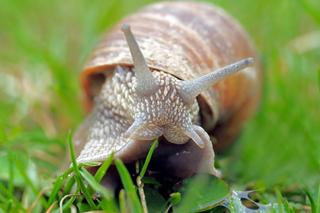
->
<box><xmin>0</xmin><ymin>0</ymin><xmax>319</xmax><ymax>212</ymax></box>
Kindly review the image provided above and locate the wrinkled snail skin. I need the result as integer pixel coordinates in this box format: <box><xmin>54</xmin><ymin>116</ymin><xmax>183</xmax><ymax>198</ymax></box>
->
<box><xmin>73</xmin><ymin>2</ymin><xmax>261</xmax><ymax>178</ymax></box>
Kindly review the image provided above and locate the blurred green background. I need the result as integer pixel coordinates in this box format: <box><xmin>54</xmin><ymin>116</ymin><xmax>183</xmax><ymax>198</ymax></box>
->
<box><xmin>0</xmin><ymin>0</ymin><xmax>319</xmax><ymax>209</ymax></box>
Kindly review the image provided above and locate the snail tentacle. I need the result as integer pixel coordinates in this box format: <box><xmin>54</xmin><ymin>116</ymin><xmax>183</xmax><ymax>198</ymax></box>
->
<box><xmin>183</xmin><ymin>126</ymin><xmax>205</xmax><ymax>148</ymax></box>
<box><xmin>122</xmin><ymin>24</ymin><xmax>158</xmax><ymax>96</ymax></box>
<box><xmin>179</xmin><ymin>58</ymin><xmax>254</xmax><ymax>105</ymax></box>
<box><xmin>124</xmin><ymin>119</ymin><xmax>164</xmax><ymax>140</ymax></box>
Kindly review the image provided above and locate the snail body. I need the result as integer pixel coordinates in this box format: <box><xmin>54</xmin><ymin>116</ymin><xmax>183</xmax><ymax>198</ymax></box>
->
<box><xmin>73</xmin><ymin>2</ymin><xmax>261</xmax><ymax>177</ymax></box>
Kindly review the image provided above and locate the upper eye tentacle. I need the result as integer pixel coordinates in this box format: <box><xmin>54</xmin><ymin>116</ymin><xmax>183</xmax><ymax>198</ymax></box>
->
<box><xmin>179</xmin><ymin>58</ymin><xmax>254</xmax><ymax>105</ymax></box>
<box><xmin>121</xmin><ymin>24</ymin><xmax>158</xmax><ymax>96</ymax></box>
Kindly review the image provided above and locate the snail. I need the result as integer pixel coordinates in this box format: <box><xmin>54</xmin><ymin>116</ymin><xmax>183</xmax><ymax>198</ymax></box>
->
<box><xmin>73</xmin><ymin>2</ymin><xmax>261</xmax><ymax>179</ymax></box>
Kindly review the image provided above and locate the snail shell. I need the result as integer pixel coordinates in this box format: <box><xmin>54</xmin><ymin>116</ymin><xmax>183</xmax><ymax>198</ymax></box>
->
<box><xmin>74</xmin><ymin>2</ymin><xmax>261</xmax><ymax>177</ymax></box>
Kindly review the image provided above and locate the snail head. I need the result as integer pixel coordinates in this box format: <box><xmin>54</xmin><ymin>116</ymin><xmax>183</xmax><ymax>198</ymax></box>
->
<box><xmin>121</xmin><ymin>24</ymin><xmax>254</xmax><ymax>148</ymax></box>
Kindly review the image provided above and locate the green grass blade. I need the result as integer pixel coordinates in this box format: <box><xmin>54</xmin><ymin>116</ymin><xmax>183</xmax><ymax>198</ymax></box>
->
<box><xmin>99</xmin><ymin>199</ymin><xmax>119</xmax><ymax>213</ymax></box>
<box><xmin>0</xmin><ymin>182</ymin><xmax>25</xmax><ymax>211</ymax></box>
<box><xmin>174</xmin><ymin>175</ymin><xmax>229</xmax><ymax>213</ymax></box>
<box><xmin>317</xmin><ymin>69</ymin><xmax>320</xmax><ymax>92</ymax></box>
<box><xmin>306</xmin><ymin>189</ymin><xmax>316</xmax><ymax>213</ymax></box>
<box><xmin>275</xmin><ymin>189</ymin><xmax>285</xmax><ymax>213</ymax></box>
<box><xmin>275</xmin><ymin>188</ymin><xmax>295</xmax><ymax>213</ymax></box>
<box><xmin>115</xmin><ymin>159</ymin><xmax>143</xmax><ymax>213</ymax></box>
<box><xmin>0</xmin><ymin>192</ymin><xmax>6</xmax><ymax>202</ymax></box>
<box><xmin>64</xmin><ymin>176</ymin><xmax>76</xmax><ymax>195</ymax></box>
<box><xmin>68</xmin><ymin>131</ymin><xmax>81</xmax><ymax>180</ymax></box>
<box><xmin>168</xmin><ymin>192</ymin><xmax>181</xmax><ymax>206</ymax></box>
<box><xmin>80</xmin><ymin>168</ymin><xmax>114</xmax><ymax>200</ymax></box>
<box><xmin>80</xmin><ymin>168</ymin><xmax>118</xmax><ymax>212</ymax></box>
<box><xmin>298</xmin><ymin>0</ymin><xmax>320</xmax><ymax>24</ymax></box>
<box><xmin>48</xmin><ymin>176</ymin><xmax>66</xmax><ymax>205</ymax></box>
<box><xmin>307</xmin><ymin>185</ymin><xmax>320</xmax><ymax>213</ymax></box>
<box><xmin>317</xmin><ymin>185</ymin><xmax>320</xmax><ymax>213</ymax></box>
<box><xmin>139</xmin><ymin>140</ymin><xmax>158</xmax><ymax>178</ymax></box>
<box><xmin>56</xmin><ymin>193</ymin><xmax>78</xmax><ymax>213</ymax></box>
<box><xmin>15</xmin><ymin>162</ymin><xmax>37</xmax><ymax>194</ymax></box>
<box><xmin>67</xmin><ymin>131</ymin><xmax>96</xmax><ymax>209</ymax></box>
<box><xmin>48</xmin><ymin>161</ymin><xmax>97</xmax><ymax>204</ymax></box>
<box><xmin>15</xmin><ymin>159</ymin><xmax>48</xmax><ymax>208</ymax></box>
<box><xmin>8</xmin><ymin>152</ymin><xmax>14</xmax><ymax>196</ymax></box>
<box><xmin>119</xmin><ymin>189</ymin><xmax>127</xmax><ymax>213</ymax></box>
<box><xmin>94</xmin><ymin>153</ymin><xmax>114</xmax><ymax>183</ymax></box>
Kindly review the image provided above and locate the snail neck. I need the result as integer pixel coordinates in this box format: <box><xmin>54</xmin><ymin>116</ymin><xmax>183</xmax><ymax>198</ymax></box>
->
<box><xmin>77</xmin><ymin>66</ymin><xmax>217</xmax><ymax>164</ymax></box>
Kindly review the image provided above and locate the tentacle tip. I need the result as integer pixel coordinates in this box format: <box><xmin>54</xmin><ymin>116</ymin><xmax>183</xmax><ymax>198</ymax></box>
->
<box><xmin>121</xmin><ymin>23</ymin><xmax>130</xmax><ymax>32</ymax></box>
<box><xmin>244</xmin><ymin>57</ymin><xmax>255</xmax><ymax>65</ymax></box>
<box><xmin>213</xmin><ymin>168</ymin><xmax>222</xmax><ymax>178</ymax></box>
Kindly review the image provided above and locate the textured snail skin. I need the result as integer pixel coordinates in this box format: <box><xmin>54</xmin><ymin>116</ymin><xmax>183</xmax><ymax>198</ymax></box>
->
<box><xmin>76</xmin><ymin>66</ymin><xmax>220</xmax><ymax>176</ymax></box>
<box><xmin>73</xmin><ymin>2</ymin><xmax>261</xmax><ymax>178</ymax></box>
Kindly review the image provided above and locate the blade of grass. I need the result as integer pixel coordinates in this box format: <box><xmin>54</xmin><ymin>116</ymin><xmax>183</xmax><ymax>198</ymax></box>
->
<box><xmin>306</xmin><ymin>190</ymin><xmax>316</xmax><ymax>213</ymax></box>
<box><xmin>135</xmin><ymin>140</ymin><xmax>158</xmax><ymax>213</ymax></box>
<box><xmin>0</xmin><ymin>182</ymin><xmax>25</xmax><ymax>211</ymax></box>
<box><xmin>139</xmin><ymin>140</ymin><xmax>158</xmax><ymax>178</ymax></box>
<box><xmin>58</xmin><ymin>194</ymin><xmax>79</xmax><ymax>213</ymax></box>
<box><xmin>48</xmin><ymin>176</ymin><xmax>66</xmax><ymax>205</ymax></box>
<box><xmin>48</xmin><ymin>161</ymin><xmax>97</xmax><ymax>204</ymax></box>
<box><xmin>0</xmin><ymin>192</ymin><xmax>6</xmax><ymax>202</ymax></box>
<box><xmin>98</xmin><ymin>199</ymin><xmax>119</xmax><ymax>213</ymax></box>
<box><xmin>275</xmin><ymin>188</ymin><xmax>295</xmax><ymax>213</ymax></box>
<box><xmin>140</xmin><ymin>177</ymin><xmax>161</xmax><ymax>188</ymax></box>
<box><xmin>8</xmin><ymin>152</ymin><xmax>14</xmax><ymax>195</ymax></box>
<box><xmin>27</xmin><ymin>188</ymin><xmax>48</xmax><ymax>213</ymax></box>
<box><xmin>165</xmin><ymin>192</ymin><xmax>182</xmax><ymax>213</ymax></box>
<box><xmin>298</xmin><ymin>0</ymin><xmax>320</xmax><ymax>24</ymax></box>
<box><xmin>136</xmin><ymin>176</ymin><xmax>148</xmax><ymax>213</ymax></box>
<box><xmin>317</xmin><ymin>68</ymin><xmax>320</xmax><ymax>92</ymax></box>
<box><xmin>174</xmin><ymin>175</ymin><xmax>229</xmax><ymax>213</ymax></box>
<box><xmin>119</xmin><ymin>189</ymin><xmax>127</xmax><ymax>213</ymax></box>
<box><xmin>317</xmin><ymin>185</ymin><xmax>320</xmax><ymax>213</ymax></box>
<box><xmin>275</xmin><ymin>189</ymin><xmax>285</xmax><ymax>213</ymax></box>
<box><xmin>115</xmin><ymin>159</ymin><xmax>143</xmax><ymax>213</ymax></box>
<box><xmin>45</xmin><ymin>202</ymin><xmax>57</xmax><ymax>213</ymax></box>
<box><xmin>15</xmin><ymin>158</ymin><xmax>48</xmax><ymax>208</ymax></box>
<box><xmin>80</xmin><ymin>168</ymin><xmax>118</xmax><ymax>212</ymax></box>
<box><xmin>80</xmin><ymin>168</ymin><xmax>114</xmax><ymax>200</ymax></box>
<box><xmin>307</xmin><ymin>185</ymin><xmax>320</xmax><ymax>213</ymax></box>
<box><xmin>94</xmin><ymin>153</ymin><xmax>114</xmax><ymax>183</ymax></box>
<box><xmin>64</xmin><ymin>176</ymin><xmax>76</xmax><ymax>195</ymax></box>
<box><xmin>67</xmin><ymin>131</ymin><xmax>96</xmax><ymax>209</ymax></box>
<box><xmin>168</xmin><ymin>192</ymin><xmax>181</xmax><ymax>206</ymax></box>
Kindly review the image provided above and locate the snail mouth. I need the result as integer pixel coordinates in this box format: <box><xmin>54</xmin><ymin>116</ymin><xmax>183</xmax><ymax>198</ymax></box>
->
<box><xmin>73</xmin><ymin>106</ymin><xmax>219</xmax><ymax>178</ymax></box>
<box><xmin>149</xmin><ymin>137</ymin><xmax>220</xmax><ymax>178</ymax></box>
<box><xmin>74</xmin><ymin>115</ymin><xmax>212</xmax><ymax>177</ymax></box>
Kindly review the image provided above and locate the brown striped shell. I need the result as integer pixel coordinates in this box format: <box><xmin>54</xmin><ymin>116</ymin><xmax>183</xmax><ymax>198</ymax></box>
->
<box><xmin>81</xmin><ymin>1</ymin><xmax>261</xmax><ymax>152</ymax></box>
